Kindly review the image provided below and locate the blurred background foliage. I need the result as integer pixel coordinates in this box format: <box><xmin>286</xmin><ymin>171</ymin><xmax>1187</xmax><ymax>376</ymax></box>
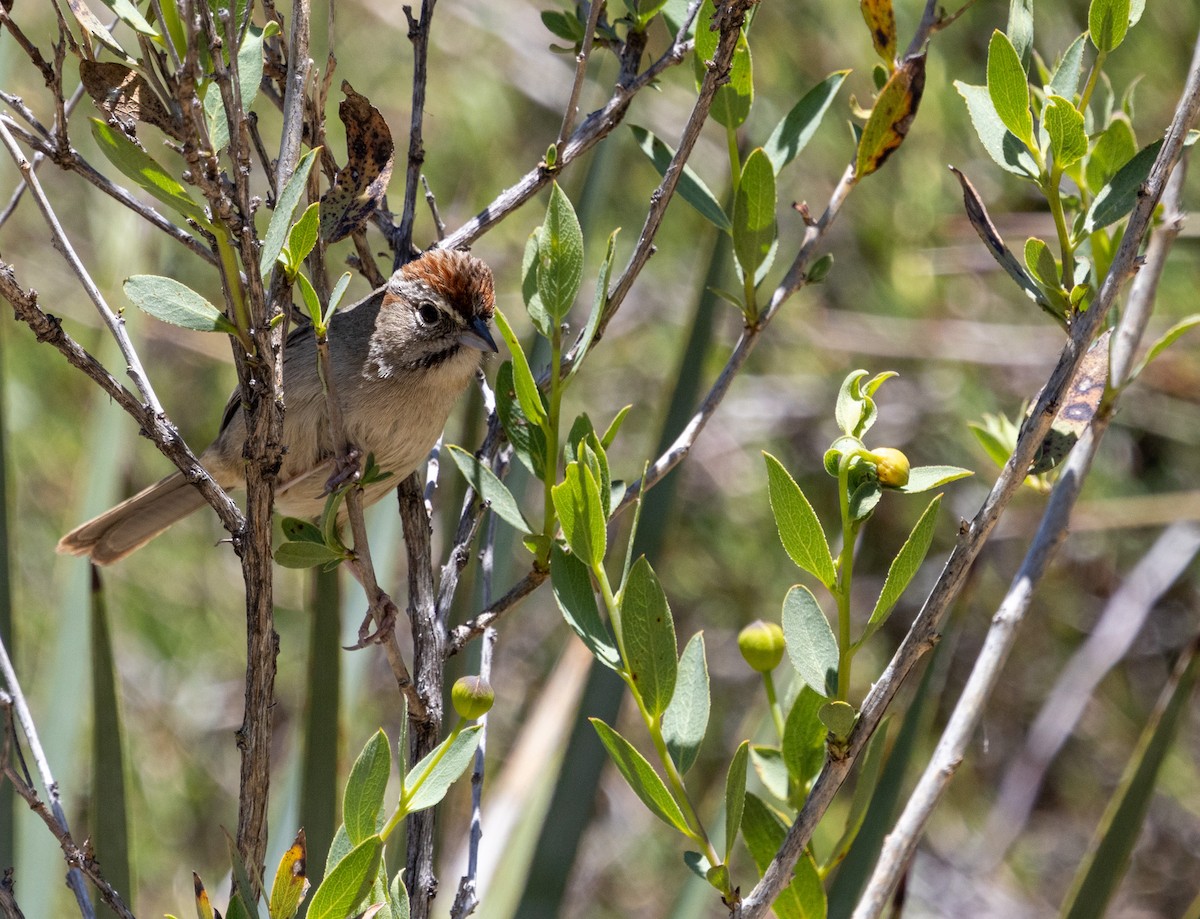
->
<box><xmin>1</xmin><ymin>0</ymin><xmax>1199</xmax><ymax>917</ymax></box>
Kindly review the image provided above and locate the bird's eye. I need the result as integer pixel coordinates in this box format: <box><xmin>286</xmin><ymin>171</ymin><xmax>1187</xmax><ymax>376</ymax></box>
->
<box><xmin>416</xmin><ymin>301</ymin><xmax>441</xmax><ymax>326</ymax></box>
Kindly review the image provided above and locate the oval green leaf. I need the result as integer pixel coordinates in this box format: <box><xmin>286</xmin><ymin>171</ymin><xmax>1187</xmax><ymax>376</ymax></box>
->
<box><xmin>662</xmin><ymin>632</ymin><xmax>709</xmax><ymax>773</ymax></box>
<box><xmin>343</xmin><ymin>729</ymin><xmax>390</xmax><ymax>846</ymax></box>
<box><xmin>552</xmin><ymin>462</ymin><xmax>607</xmax><ymax>567</ymax></box>
<box><xmin>537</xmin><ymin>183</ymin><xmax>584</xmax><ymax>322</ymax></box>
<box><xmin>307</xmin><ymin>836</ymin><xmax>382</xmax><ymax>919</ymax></box>
<box><xmin>620</xmin><ymin>556</ymin><xmax>678</xmax><ymax>718</ymax></box>
<box><xmin>764</xmin><ymin>71</ymin><xmax>850</xmax><ymax>174</ymax></box>
<box><xmin>986</xmin><ymin>31</ymin><xmax>1033</xmax><ymax>150</ymax></box>
<box><xmin>782</xmin><ymin>584</ymin><xmax>838</xmax><ymax>698</ymax></box>
<box><xmin>732</xmin><ymin>148</ymin><xmax>777</xmax><ymax>285</ymax></box>
<box><xmin>590</xmin><ymin>718</ymin><xmax>689</xmax><ymax>833</ymax></box>
<box><xmin>551</xmin><ymin>543</ymin><xmax>621</xmax><ymax>670</ymax></box>
<box><xmin>123</xmin><ymin>275</ymin><xmax>235</xmax><ymax>334</ymax></box>
<box><xmin>862</xmin><ymin>494</ymin><xmax>942</xmax><ymax>644</ymax></box>
<box><xmin>764</xmin><ymin>453</ymin><xmax>836</xmax><ymax>588</ymax></box>
<box><xmin>723</xmin><ymin>740</ymin><xmax>750</xmax><ymax>860</ymax></box>
<box><xmin>447</xmin><ymin>445</ymin><xmax>532</xmax><ymax>535</ymax></box>
<box><xmin>402</xmin><ymin>725</ymin><xmax>482</xmax><ymax>814</ymax></box>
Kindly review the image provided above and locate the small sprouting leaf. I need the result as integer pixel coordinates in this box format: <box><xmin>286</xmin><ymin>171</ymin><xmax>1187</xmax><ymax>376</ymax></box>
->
<box><xmin>401</xmin><ymin>725</ymin><xmax>482</xmax><ymax>813</ymax></box>
<box><xmin>325</xmin><ymin>272</ymin><xmax>352</xmax><ymax>326</ymax></box>
<box><xmin>601</xmin><ymin>403</ymin><xmax>632</xmax><ymax>450</ymax></box>
<box><xmin>260</xmin><ymin>146</ymin><xmax>319</xmax><ymax>277</ymax></box>
<box><xmin>763</xmin><ymin>71</ymin><xmax>849</xmax><ymax>174</ymax></box>
<box><xmin>268</xmin><ymin>829</ymin><xmax>309</xmax><ymax>919</ymax></box>
<box><xmin>447</xmin><ymin>445</ymin><xmax>533</xmax><ymax>535</ymax></box>
<box><xmin>896</xmin><ymin>465</ymin><xmax>973</xmax><ymax>494</ymax></box>
<box><xmin>732</xmin><ymin>149</ymin><xmax>777</xmax><ymax>286</ymax></box>
<box><xmin>1044</xmin><ymin>95</ymin><xmax>1087</xmax><ymax>169</ymax></box>
<box><xmin>320</xmin><ymin>82</ymin><xmax>394</xmax><ymax>243</ymax></box>
<box><xmin>552</xmin><ymin>461</ymin><xmax>607</xmax><ymax>567</ymax></box>
<box><xmin>818</xmin><ymin>700</ymin><xmax>857</xmax><ymax>738</ymax></box>
<box><xmin>861</xmin><ymin>495</ymin><xmax>942</xmax><ymax>644</ymax></box>
<box><xmin>124</xmin><ymin>275</ymin><xmax>236</xmax><ymax>334</ymax></box>
<box><xmin>344</xmin><ymin>730</ymin><xmax>390</xmax><ymax>846</ymax></box>
<box><xmin>590</xmin><ymin>719</ymin><xmax>690</xmax><ymax>833</ymax></box>
<box><xmin>492</xmin><ymin>309</ymin><xmax>548</xmax><ymax>427</ymax></box>
<box><xmin>91</xmin><ymin>119</ymin><xmax>210</xmax><ymax>225</ymax></box>
<box><xmin>286</xmin><ymin>202</ymin><xmax>321</xmax><ymax>269</ymax></box>
<box><xmin>551</xmin><ymin>543</ymin><xmax>621</xmax><ymax>670</ymax></box>
<box><xmin>663</xmin><ymin>633</ymin><xmax>709</xmax><ymax>774</ymax></box>
<box><xmin>782</xmin><ymin>686</ymin><xmax>826</xmax><ymax>786</ymax></box>
<box><xmin>1089</xmin><ymin>0</ymin><xmax>1131</xmax><ymax>52</ymax></box>
<box><xmin>538</xmin><ymin>183</ymin><xmax>585</xmax><ymax>322</ymax></box>
<box><xmin>782</xmin><ymin>584</ymin><xmax>838</xmax><ymax>698</ymax></box>
<box><xmin>1085</xmin><ymin>116</ymin><xmax>1137</xmax><ymax>194</ymax></box>
<box><xmin>764</xmin><ymin>453</ymin><xmax>837</xmax><ymax>588</ymax></box>
<box><xmin>1085</xmin><ymin>139</ymin><xmax>1162</xmax><ymax>233</ymax></box>
<box><xmin>620</xmin><ymin>556</ymin><xmax>678</xmax><ymax>718</ymax></box>
<box><xmin>723</xmin><ymin>740</ymin><xmax>750</xmax><ymax>860</ymax></box>
<box><xmin>295</xmin><ymin>272</ymin><xmax>323</xmax><ymax>328</ymax></box>
<box><xmin>986</xmin><ymin>31</ymin><xmax>1034</xmax><ymax>150</ymax></box>
<box><xmin>955</xmin><ymin>82</ymin><xmax>1039</xmax><ymax>177</ymax></box>
<box><xmin>855</xmin><ymin>52</ymin><xmax>927</xmax><ymax>178</ymax></box>
<box><xmin>1024</xmin><ymin>237</ymin><xmax>1059</xmax><ymax>289</ymax></box>
<box><xmin>630</xmin><ymin>126</ymin><xmax>732</xmax><ymax>232</ymax></box>
<box><xmin>860</xmin><ymin>0</ymin><xmax>897</xmax><ymax>63</ymax></box>
<box><xmin>306</xmin><ymin>836</ymin><xmax>381</xmax><ymax>919</ymax></box>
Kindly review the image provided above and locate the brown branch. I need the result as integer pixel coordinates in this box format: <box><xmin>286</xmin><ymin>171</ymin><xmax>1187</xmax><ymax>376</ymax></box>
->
<box><xmin>394</xmin><ymin>0</ymin><xmax>437</xmax><ymax>265</ymax></box>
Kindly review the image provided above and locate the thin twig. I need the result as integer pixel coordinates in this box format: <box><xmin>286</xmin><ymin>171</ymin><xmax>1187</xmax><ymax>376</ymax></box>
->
<box><xmin>553</xmin><ymin>0</ymin><xmax>606</xmax><ymax>150</ymax></box>
<box><xmin>394</xmin><ymin>0</ymin><xmax>438</xmax><ymax>266</ymax></box>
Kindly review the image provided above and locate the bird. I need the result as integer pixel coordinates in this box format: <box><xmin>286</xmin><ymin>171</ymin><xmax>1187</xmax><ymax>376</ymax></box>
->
<box><xmin>58</xmin><ymin>248</ymin><xmax>497</xmax><ymax>565</ymax></box>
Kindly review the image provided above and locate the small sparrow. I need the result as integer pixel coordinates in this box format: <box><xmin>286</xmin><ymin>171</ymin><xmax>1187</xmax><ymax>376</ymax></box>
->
<box><xmin>59</xmin><ymin>248</ymin><xmax>497</xmax><ymax>565</ymax></box>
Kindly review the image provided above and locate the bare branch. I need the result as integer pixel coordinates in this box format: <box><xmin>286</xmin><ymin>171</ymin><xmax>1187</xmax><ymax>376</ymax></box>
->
<box><xmin>394</xmin><ymin>0</ymin><xmax>438</xmax><ymax>265</ymax></box>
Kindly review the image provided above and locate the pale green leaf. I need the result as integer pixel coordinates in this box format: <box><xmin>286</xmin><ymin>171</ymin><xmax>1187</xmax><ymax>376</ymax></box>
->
<box><xmin>124</xmin><ymin>275</ymin><xmax>235</xmax><ymax>334</ymax></box>
<box><xmin>764</xmin><ymin>453</ymin><xmax>836</xmax><ymax>588</ymax></box>
<box><xmin>986</xmin><ymin>30</ymin><xmax>1033</xmax><ymax>149</ymax></box>
<box><xmin>447</xmin><ymin>445</ymin><xmax>532</xmax><ymax>535</ymax></box>
<box><xmin>590</xmin><ymin>719</ymin><xmax>690</xmax><ymax>833</ymax></box>
<box><xmin>782</xmin><ymin>584</ymin><xmax>838</xmax><ymax>698</ymax></box>
<box><xmin>663</xmin><ymin>633</ymin><xmax>709</xmax><ymax>773</ymax></box>
<box><xmin>620</xmin><ymin>557</ymin><xmax>678</xmax><ymax>718</ymax></box>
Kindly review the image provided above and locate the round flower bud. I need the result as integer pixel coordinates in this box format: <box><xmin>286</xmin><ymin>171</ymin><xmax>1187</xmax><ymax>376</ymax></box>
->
<box><xmin>738</xmin><ymin>620</ymin><xmax>786</xmax><ymax>673</ymax></box>
<box><xmin>871</xmin><ymin>447</ymin><xmax>910</xmax><ymax>488</ymax></box>
<box><xmin>451</xmin><ymin>675</ymin><xmax>494</xmax><ymax>720</ymax></box>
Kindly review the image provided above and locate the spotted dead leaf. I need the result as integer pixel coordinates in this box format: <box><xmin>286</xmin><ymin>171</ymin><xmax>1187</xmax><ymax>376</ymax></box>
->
<box><xmin>67</xmin><ymin>0</ymin><xmax>130</xmax><ymax>60</ymax></box>
<box><xmin>80</xmin><ymin>61</ymin><xmax>183</xmax><ymax>141</ymax></box>
<box><xmin>860</xmin><ymin>0</ymin><xmax>897</xmax><ymax>64</ymax></box>
<box><xmin>1029</xmin><ymin>330</ymin><xmax>1112</xmax><ymax>474</ymax></box>
<box><xmin>854</xmin><ymin>51</ymin><xmax>926</xmax><ymax>179</ymax></box>
<box><xmin>320</xmin><ymin>82</ymin><xmax>395</xmax><ymax>243</ymax></box>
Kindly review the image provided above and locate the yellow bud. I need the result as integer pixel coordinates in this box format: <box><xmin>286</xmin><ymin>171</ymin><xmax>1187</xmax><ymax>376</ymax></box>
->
<box><xmin>871</xmin><ymin>447</ymin><xmax>910</xmax><ymax>488</ymax></box>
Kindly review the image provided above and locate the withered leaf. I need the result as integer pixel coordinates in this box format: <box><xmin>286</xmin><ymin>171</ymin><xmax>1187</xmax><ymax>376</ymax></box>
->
<box><xmin>854</xmin><ymin>51</ymin><xmax>926</xmax><ymax>179</ymax></box>
<box><xmin>319</xmin><ymin>81</ymin><xmax>395</xmax><ymax>243</ymax></box>
<box><xmin>860</xmin><ymin>0</ymin><xmax>897</xmax><ymax>64</ymax></box>
<box><xmin>1029</xmin><ymin>330</ymin><xmax>1112</xmax><ymax>475</ymax></box>
<box><xmin>80</xmin><ymin>61</ymin><xmax>183</xmax><ymax>141</ymax></box>
<box><xmin>67</xmin><ymin>0</ymin><xmax>130</xmax><ymax>60</ymax></box>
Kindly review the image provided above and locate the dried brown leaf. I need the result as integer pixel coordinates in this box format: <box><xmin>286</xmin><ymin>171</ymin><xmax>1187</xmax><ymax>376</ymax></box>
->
<box><xmin>80</xmin><ymin>61</ymin><xmax>182</xmax><ymax>140</ymax></box>
<box><xmin>319</xmin><ymin>81</ymin><xmax>395</xmax><ymax>243</ymax></box>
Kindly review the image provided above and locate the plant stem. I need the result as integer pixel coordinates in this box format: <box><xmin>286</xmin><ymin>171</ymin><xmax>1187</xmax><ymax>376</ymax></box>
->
<box><xmin>835</xmin><ymin>455</ymin><xmax>856</xmax><ymax>702</ymax></box>
<box><xmin>1044</xmin><ymin>167</ymin><xmax>1075</xmax><ymax>289</ymax></box>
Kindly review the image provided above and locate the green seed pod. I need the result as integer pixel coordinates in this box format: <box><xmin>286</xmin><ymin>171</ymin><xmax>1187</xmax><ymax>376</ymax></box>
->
<box><xmin>737</xmin><ymin>620</ymin><xmax>786</xmax><ymax>673</ymax></box>
<box><xmin>871</xmin><ymin>447</ymin><xmax>910</xmax><ymax>488</ymax></box>
<box><xmin>451</xmin><ymin>675</ymin><xmax>495</xmax><ymax>720</ymax></box>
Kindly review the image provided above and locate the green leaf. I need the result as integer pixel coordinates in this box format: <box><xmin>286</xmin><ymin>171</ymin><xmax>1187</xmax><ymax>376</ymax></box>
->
<box><xmin>693</xmin><ymin>0</ymin><xmax>752</xmax><ymax>128</ymax></box>
<box><xmin>307</xmin><ymin>836</ymin><xmax>382</xmax><ymax>919</ymax></box>
<box><xmin>782</xmin><ymin>584</ymin><xmax>838</xmax><ymax>698</ymax></box>
<box><xmin>124</xmin><ymin>275</ymin><xmax>235</xmax><ymax>334</ymax></box>
<box><xmin>1089</xmin><ymin>0</ymin><xmax>1131</xmax><ymax>52</ymax></box>
<box><xmin>274</xmin><ymin>540</ymin><xmax>345</xmax><ymax>569</ymax></box>
<box><xmin>861</xmin><ymin>495</ymin><xmax>942</xmax><ymax>645</ymax></box>
<box><xmin>203</xmin><ymin>20</ymin><xmax>277</xmax><ymax>153</ymax></box>
<box><xmin>551</xmin><ymin>543</ymin><xmax>621</xmax><ymax>670</ymax></box>
<box><xmin>741</xmin><ymin>794</ymin><xmax>826</xmax><ymax>919</ymax></box>
<box><xmin>1085</xmin><ymin>116</ymin><xmax>1137</xmax><ymax>194</ymax></box>
<box><xmin>764</xmin><ymin>71</ymin><xmax>849</xmax><ymax>174</ymax></box>
<box><xmin>723</xmin><ymin>740</ymin><xmax>750</xmax><ymax>860</ymax></box>
<box><xmin>492</xmin><ymin>309</ymin><xmax>548</xmax><ymax>427</ymax></box>
<box><xmin>538</xmin><ymin>183</ymin><xmax>584</xmax><ymax>322</ymax></box>
<box><xmin>732</xmin><ymin>149</ymin><xmax>777</xmax><ymax>286</ymax></box>
<box><xmin>1130</xmin><ymin>315</ymin><xmax>1200</xmax><ymax>382</ymax></box>
<box><xmin>897</xmin><ymin>464</ymin><xmax>973</xmax><ymax>494</ymax></box>
<box><xmin>101</xmin><ymin>0</ymin><xmax>158</xmax><ymax>35</ymax></box>
<box><xmin>388</xmin><ymin>870</ymin><xmax>410</xmax><ymax>919</ymax></box>
<box><xmin>620</xmin><ymin>556</ymin><xmax>678</xmax><ymax>718</ymax></box>
<box><xmin>295</xmin><ymin>272</ymin><xmax>323</xmax><ymax>328</ymax></box>
<box><xmin>402</xmin><ymin>725</ymin><xmax>482</xmax><ymax>814</ymax></box>
<box><xmin>782</xmin><ymin>686</ymin><xmax>826</xmax><ymax>787</ymax></box>
<box><xmin>819</xmin><ymin>700</ymin><xmax>857</xmax><ymax>738</ymax></box>
<box><xmin>663</xmin><ymin>633</ymin><xmax>710</xmax><ymax>774</ymax></box>
<box><xmin>1044</xmin><ymin>95</ymin><xmax>1087</xmax><ymax>169</ymax></box>
<box><xmin>552</xmin><ymin>462</ymin><xmax>607</xmax><ymax>567</ymax></box>
<box><xmin>764</xmin><ymin>453</ymin><xmax>836</xmax><ymax>588</ymax></box>
<box><xmin>521</xmin><ymin>230</ymin><xmax>552</xmax><ymax>337</ymax></box>
<box><xmin>860</xmin><ymin>0</ymin><xmax>896</xmax><ymax>62</ymax></box>
<box><xmin>447</xmin><ymin>445</ymin><xmax>532</xmax><ymax>535</ymax></box>
<box><xmin>260</xmin><ymin>146</ymin><xmax>319</xmax><ymax>277</ymax></box>
<box><xmin>986</xmin><ymin>30</ymin><xmax>1034</xmax><ymax>150</ymax></box>
<box><xmin>494</xmin><ymin>362</ymin><xmax>547</xmax><ymax>480</ymax></box>
<box><xmin>629</xmin><ymin>126</ymin><xmax>731</xmax><ymax>232</ymax></box>
<box><xmin>1085</xmin><ymin>139</ymin><xmax>1160</xmax><ymax>232</ymax></box>
<box><xmin>1048</xmin><ymin>32</ymin><xmax>1088</xmax><ymax>102</ymax></box>
<box><xmin>750</xmin><ymin>745</ymin><xmax>790</xmax><ymax>803</ymax></box>
<box><xmin>955</xmin><ymin>82</ymin><xmax>1039</xmax><ymax>177</ymax></box>
<box><xmin>590</xmin><ymin>719</ymin><xmax>690</xmax><ymax>833</ymax></box>
<box><xmin>91</xmin><ymin>119</ymin><xmax>210</xmax><ymax>225</ymax></box>
<box><xmin>343</xmin><ymin>730</ymin><xmax>390</xmax><ymax>846</ymax></box>
<box><xmin>568</xmin><ymin>228</ymin><xmax>619</xmax><ymax>383</ymax></box>
<box><xmin>1006</xmin><ymin>0</ymin><xmax>1034</xmax><ymax>68</ymax></box>
<box><xmin>1061</xmin><ymin>645</ymin><xmax>1199</xmax><ymax>919</ymax></box>
<box><xmin>1024</xmin><ymin>237</ymin><xmax>1060</xmax><ymax>289</ymax></box>
<box><xmin>285</xmin><ymin>202</ymin><xmax>321</xmax><ymax>270</ymax></box>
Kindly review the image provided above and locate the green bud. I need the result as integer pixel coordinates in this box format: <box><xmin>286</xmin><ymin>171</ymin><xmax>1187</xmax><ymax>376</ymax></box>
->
<box><xmin>870</xmin><ymin>447</ymin><xmax>910</xmax><ymax>488</ymax></box>
<box><xmin>451</xmin><ymin>675</ymin><xmax>494</xmax><ymax>720</ymax></box>
<box><xmin>737</xmin><ymin>620</ymin><xmax>786</xmax><ymax>673</ymax></box>
<box><xmin>807</xmin><ymin>253</ymin><xmax>834</xmax><ymax>284</ymax></box>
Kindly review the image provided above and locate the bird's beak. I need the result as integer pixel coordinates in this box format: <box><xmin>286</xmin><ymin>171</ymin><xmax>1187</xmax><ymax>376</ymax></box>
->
<box><xmin>459</xmin><ymin>315</ymin><xmax>499</xmax><ymax>353</ymax></box>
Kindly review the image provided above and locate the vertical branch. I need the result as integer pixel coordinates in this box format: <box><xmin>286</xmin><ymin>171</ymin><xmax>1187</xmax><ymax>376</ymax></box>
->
<box><xmin>395</xmin><ymin>0</ymin><xmax>437</xmax><ymax>265</ymax></box>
